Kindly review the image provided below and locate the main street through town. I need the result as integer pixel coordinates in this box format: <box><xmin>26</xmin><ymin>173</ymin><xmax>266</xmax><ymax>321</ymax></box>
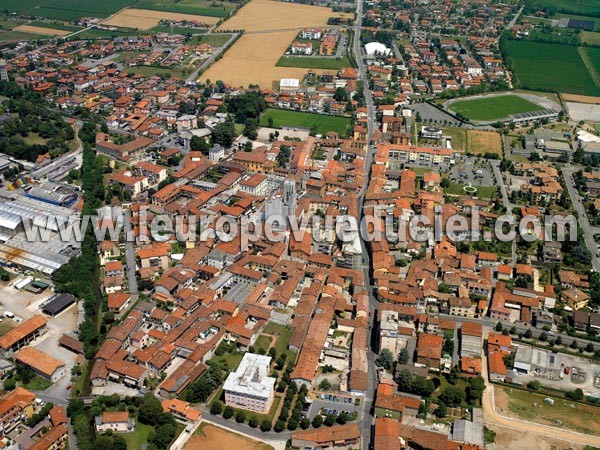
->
<box><xmin>352</xmin><ymin>0</ymin><xmax>378</xmax><ymax>447</ymax></box>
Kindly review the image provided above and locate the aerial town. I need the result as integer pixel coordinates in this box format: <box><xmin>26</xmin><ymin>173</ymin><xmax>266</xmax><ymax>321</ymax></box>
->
<box><xmin>0</xmin><ymin>0</ymin><xmax>599</xmax><ymax>449</ymax></box>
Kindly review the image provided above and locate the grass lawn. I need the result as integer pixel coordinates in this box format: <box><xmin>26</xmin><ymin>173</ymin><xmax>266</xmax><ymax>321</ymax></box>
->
<box><xmin>260</xmin><ymin>109</ymin><xmax>351</xmax><ymax>137</ymax></box>
<box><xmin>123</xmin><ymin>421</ymin><xmax>184</xmax><ymax>450</ymax></box>
<box><xmin>375</xmin><ymin>406</ymin><xmax>401</xmax><ymax>419</ymax></box>
<box><xmin>254</xmin><ymin>335</ymin><xmax>272</xmax><ymax>353</ymax></box>
<box><xmin>21</xmin><ymin>133</ymin><xmax>47</xmax><ymax>145</ymax></box>
<box><xmin>443</xmin><ymin>127</ymin><xmax>467</xmax><ymax>151</ymax></box>
<box><xmin>407</xmin><ymin>166</ymin><xmax>432</xmax><ymax>176</ymax></box>
<box><xmin>444</xmin><ymin>181</ymin><xmax>497</xmax><ymax>200</ymax></box>
<box><xmin>449</xmin><ymin>95</ymin><xmax>542</xmax><ymax>121</ymax></box>
<box><xmin>595</xmin><ymin>123</ymin><xmax>600</xmax><ymax>134</ymax></box>
<box><xmin>500</xmin><ymin>386</ymin><xmax>600</xmax><ymax>435</ymax></box>
<box><xmin>276</xmin><ymin>56</ymin><xmax>352</xmax><ymax>70</ymax></box>
<box><xmin>0</xmin><ymin>321</ymin><xmax>14</xmax><ymax>336</ymax></box>
<box><xmin>23</xmin><ymin>375</ymin><xmax>52</xmax><ymax>391</ymax></box>
<box><xmin>502</xmin><ymin>40</ymin><xmax>600</xmax><ymax>96</ymax></box>
<box><xmin>262</xmin><ymin>322</ymin><xmax>296</xmax><ymax>361</ymax></box>
<box><xmin>582</xmin><ymin>31</ymin><xmax>600</xmax><ymax>45</ymax></box>
<box><xmin>191</xmin><ymin>33</ymin><xmax>232</xmax><ymax>47</ymax></box>
<box><xmin>209</xmin><ymin>351</ymin><xmax>244</xmax><ymax>371</ymax></box>
<box><xmin>123</xmin><ymin>422</ymin><xmax>153</xmax><ymax>450</ymax></box>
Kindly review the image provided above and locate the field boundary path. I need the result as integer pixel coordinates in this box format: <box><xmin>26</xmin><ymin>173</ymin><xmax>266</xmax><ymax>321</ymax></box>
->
<box><xmin>578</xmin><ymin>46</ymin><xmax>600</xmax><ymax>87</ymax></box>
<box><xmin>187</xmin><ymin>32</ymin><xmax>239</xmax><ymax>82</ymax></box>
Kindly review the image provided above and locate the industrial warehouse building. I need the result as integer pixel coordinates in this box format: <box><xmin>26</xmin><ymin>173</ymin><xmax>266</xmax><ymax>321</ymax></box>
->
<box><xmin>42</xmin><ymin>294</ymin><xmax>76</xmax><ymax>316</ymax></box>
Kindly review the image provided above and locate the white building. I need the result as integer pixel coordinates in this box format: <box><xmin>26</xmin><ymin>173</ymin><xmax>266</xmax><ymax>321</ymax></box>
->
<box><xmin>224</xmin><ymin>353</ymin><xmax>276</xmax><ymax>414</ymax></box>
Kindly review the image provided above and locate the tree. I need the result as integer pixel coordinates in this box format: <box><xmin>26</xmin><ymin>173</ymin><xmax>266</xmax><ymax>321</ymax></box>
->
<box><xmin>319</xmin><ymin>379</ymin><xmax>332</xmax><ymax>391</ymax></box>
<box><xmin>376</xmin><ymin>349</ymin><xmax>394</xmax><ymax>370</ymax></box>
<box><xmin>274</xmin><ymin>419</ymin><xmax>285</xmax><ymax>432</ymax></box>
<box><xmin>434</xmin><ymin>402</ymin><xmax>447</xmax><ymax>418</ymax></box>
<box><xmin>324</xmin><ymin>414</ymin><xmax>336</xmax><ymax>427</ymax></box>
<box><xmin>243</xmin><ymin>118</ymin><xmax>258</xmax><ymax>140</ymax></box>
<box><xmin>138</xmin><ymin>394</ymin><xmax>163</xmax><ymax>425</ymax></box>
<box><xmin>398</xmin><ymin>348</ymin><xmax>409</xmax><ymax>364</ymax></box>
<box><xmin>555</xmin><ymin>335</ymin><xmax>562</xmax><ymax>346</ymax></box>
<box><xmin>3</xmin><ymin>378</ymin><xmax>15</xmax><ymax>391</ymax></box>
<box><xmin>509</xmin><ymin>326</ymin><xmax>517</xmax><ymax>335</ymax></box>
<box><xmin>467</xmin><ymin>377</ymin><xmax>486</xmax><ymax>404</ymax></box>
<box><xmin>566</xmin><ymin>388</ymin><xmax>584</xmax><ymax>401</ymax></box>
<box><xmin>441</xmin><ymin>178</ymin><xmax>450</xmax><ymax>188</ymax></box>
<box><xmin>190</xmin><ymin>135</ymin><xmax>210</xmax><ymax>154</ymax></box>
<box><xmin>223</xmin><ymin>406</ymin><xmax>234</xmax><ymax>419</ymax></box>
<box><xmin>235</xmin><ymin>411</ymin><xmax>246</xmax><ymax>423</ymax></box>
<box><xmin>333</xmin><ymin>87</ymin><xmax>348</xmax><ymax>102</ymax></box>
<box><xmin>585</xmin><ymin>342</ymin><xmax>595</xmax><ymax>353</ymax></box>
<box><xmin>93</xmin><ymin>436</ymin><xmax>114</xmax><ymax>450</ymax></box>
<box><xmin>539</xmin><ymin>332</ymin><xmax>548</xmax><ymax>342</ymax></box>
<box><xmin>495</xmin><ymin>322</ymin><xmax>503</xmax><ymax>332</ymax></box>
<box><xmin>336</xmin><ymin>412</ymin><xmax>348</xmax><ymax>424</ymax></box>
<box><xmin>210</xmin><ymin>401</ymin><xmax>223</xmax><ymax>415</ymax></box>
<box><xmin>524</xmin><ymin>329</ymin><xmax>533</xmax><ymax>339</ymax></box>
<box><xmin>312</xmin><ymin>415</ymin><xmax>323</xmax><ymax>428</ymax></box>
<box><xmin>260</xmin><ymin>420</ymin><xmax>272</xmax><ymax>431</ymax></box>
<box><xmin>527</xmin><ymin>380</ymin><xmax>541</xmax><ymax>391</ymax></box>
<box><xmin>249</xmin><ymin>416</ymin><xmax>259</xmax><ymax>428</ymax></box>
<box><xmin>439</xmin><ymin>385</ymin><xmax>466</xmax><ymax>407</ymax></box>
<box><xmin>300</xmin><ymin>417</ymin><xmax>310</xmax><ymax>429</ymax></box>
<box><xmin>212</xmin><ymin>120</ymin><xmax>236</xmax><ymax>147</ymax></box>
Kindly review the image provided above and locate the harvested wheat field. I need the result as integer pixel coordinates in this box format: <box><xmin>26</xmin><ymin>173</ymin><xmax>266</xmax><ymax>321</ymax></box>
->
<box><xmin>184</xmin><ymin>424</ymin><xmax>274</xmax><ymax>450</ymax></box>
<box><xmin>467</xmin><ymin>130</ymin><xmax>502</xmax><ymax>156</ymax></box>
<box><xmin>204</xmin><ymin>0</ymin><xmax>351</xmax><ymax>87</ymax></box>
<box><xmin>202</xmin><ymin>31</ymin><xmax>337</xmax><ymax>87</ymax></box>
<box><xmin>102</xmin><ymin>8</ymin><xmax>219</xmax><ymax>30</ymax></box>
<box><xmin>217</xmin><ymin>0</ymin><xmax>352</xmax><ymax>32</ymax></box>
<box><xmin>14</xmin><ymin>25</ymin><xmax>71</xmax><ymax>36</ymax></box>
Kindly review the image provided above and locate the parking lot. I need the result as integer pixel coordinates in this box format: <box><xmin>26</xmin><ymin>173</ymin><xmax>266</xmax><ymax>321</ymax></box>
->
<box><xmin>0</xmin><ymin>277</ymin><xmax>80</xmax><ymax>401</ymax></box>
<box><xmin>447</xmin><ymin>156</ymin><xmax>495</xmax><ymax>188</ymax></box>
<box><xmin>307</xmin><ymin>392</ymin><xmax>359</xmax><ymax>419</ymax></box>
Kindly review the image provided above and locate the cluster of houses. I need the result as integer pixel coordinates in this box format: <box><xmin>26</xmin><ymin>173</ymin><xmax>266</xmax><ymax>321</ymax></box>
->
<box><xmin>290</xmin><ymin>28</ymin><xmax>338</xmax><ymax>56</ymax></box>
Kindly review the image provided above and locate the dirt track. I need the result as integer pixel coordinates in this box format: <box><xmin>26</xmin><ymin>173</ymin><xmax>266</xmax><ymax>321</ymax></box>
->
<box><xmin>481</xmin><ymin>331</ymin><xmax>600</xmax><ymax>448</ymax></box>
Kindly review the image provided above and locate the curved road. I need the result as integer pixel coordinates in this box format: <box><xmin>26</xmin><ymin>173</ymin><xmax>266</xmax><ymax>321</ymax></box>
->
<box><xmin>481</xmin><ymin>335</ymin><xmax>600</xmax><ymax>447</ymax></box>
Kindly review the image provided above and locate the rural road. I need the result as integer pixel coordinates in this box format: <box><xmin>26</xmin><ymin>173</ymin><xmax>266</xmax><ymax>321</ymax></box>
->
<box><xmin>187</xmin><ymin>32</ymin><xmax>240</xmax><ymax>82</ymax></box>
<box><xmin>562</xmin><ymin>166</ymin><xmax>600</xmax><ymax>271</ymax></box>
<box><xmin>481</xmin><ymin>331</ymin><xmax>600</xmax><ymax>447</ymax></box>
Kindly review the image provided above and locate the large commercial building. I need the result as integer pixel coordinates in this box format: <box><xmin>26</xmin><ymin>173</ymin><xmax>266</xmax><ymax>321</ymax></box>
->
<box><xmin>0</xmin><ymin>315</ymin><xmax>48</xmax><ymax>356</ymax></box>
<box><xmin>223</xmin><ymin>353</ymin><xmax>275</xmax><ymax>414</ymax></box>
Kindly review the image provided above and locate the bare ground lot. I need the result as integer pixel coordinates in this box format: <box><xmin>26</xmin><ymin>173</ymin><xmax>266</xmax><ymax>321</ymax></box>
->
<box><xmin>486</xmin><ymin>423</ymin><xmax>585</xmax><ymax>450</ymax></box>
<box><xmin>564</xmin><ymin>101</ymin><xmax>600</xmax><ymax>122</ymax></box>
<box><xmin>216</xmin><ymin>0</ymin><xmax>351</xmax><ymax>32</ymax></box>
<box><xmin>467</xmin><ymin>130</ymin><xmax>502</xmax><ymax>156</ymax></box>
<box><xmin>102</xmin><ymin>8</ymin><xmax>219</xmax><ymax>30</ymax></box>
<box><xmin>13</xmin><ymin>25</ymin><xmax>70</xmax><ymax>36</ymax></box>
<box><xmin>184</xmin><ymin>424</ymin><xmax>274</xmax><ymax>450</ymax></box>
<box><xmin>203</xmin><ymin>0</ymin><xmax>351</xmax><ymax>87</ymax></box>
<box><xmin>202</xmin><ymin>31</ymin><xmax>337</xmax><ymax>88</ymax></box>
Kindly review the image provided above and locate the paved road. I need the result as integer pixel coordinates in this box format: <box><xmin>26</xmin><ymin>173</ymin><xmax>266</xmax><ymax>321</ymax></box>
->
<box><xmin>562</xmin><ymin>166</ymin><xmax>600</xmax><ymax>271</ymax></box>
<box><xmin>352</xmin><ymin>0</ymin><xmax>378</xmax><ymax>447</ymax></box>
<box><xmin>481</xmin><ymin>330</ymin><xmax>600</xmax><ymax>447</ymax></box>
<box><xmin>186</xmin><ymin>32</ymin><xmax>240</xmax><ymax>82</ymax></box>
<box><xmin>199</xmin><ymin>406</ymin><xmax>291</xmax><ymax>442</ymax></box>
<box><xmin>123</xmin><ymin>209</ymin><xmax>139</xmax><ymax>294</ymax></box>
<box><xmin>440</xmin><ymin>313</ymin><xmax>600</xmax><ymax>352</ymax></box>
<box><xmin>489</xmin><ymin>160</ymin><xmax>517</xmax><ymax>263</ymax></box>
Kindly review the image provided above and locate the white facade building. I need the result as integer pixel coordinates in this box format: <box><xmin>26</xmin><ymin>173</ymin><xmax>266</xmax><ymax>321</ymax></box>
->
<box><xmin>224</xmin><ymin>353</ymin><xmax>276</xmax><ymax>414</ymax></box>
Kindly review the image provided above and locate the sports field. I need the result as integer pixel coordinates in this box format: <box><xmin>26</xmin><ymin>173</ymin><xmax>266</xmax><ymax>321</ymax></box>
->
<box><xmin>449</xmin><ymin>94</ymin><xmax>542</xmax><ymax>121</ymax></box>
<box><xmin>502</xmin><ymin>40</ymin><xmax>600</xmax><ymax>96</ymax></box>
<box><xmin>102</xmin><ymin>8</ymin><xmax>219</xmax><ymax>29</ymax></box>
<box><xmin>276</xmin><ymin>56</ymin><xmax>352</xmax><ymax>70</ymax></box>
<box><xmin>260</xmin><ymin>109</ymin><xmax>351</xmax><ymax>136</ymax></box>
<box><xmin>202</xmin><ymin>0</ymin><xmax>352</xmax><ymax>87</ymax></box>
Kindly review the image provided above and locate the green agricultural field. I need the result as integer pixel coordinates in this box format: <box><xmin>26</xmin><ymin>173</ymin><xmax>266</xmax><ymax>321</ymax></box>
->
<box><xmin>0</xmin><ymin>30</ymin><xmax>48</xmax><ymax>40</ymax></box>
<box><xmin>276</xmin><ymin>56</ymin><xmax>352</xmax><ymax>70</ymax></box>
<box><xmin>4</xmin><ymin>0</ymin><xmax>137</xmax><ymax>19</ymax></box>
<box><xmin>502</xmin><ymin>40</ymin><xmax>600</xmax><ymax>96</ymax></box>
<box><xmin>449</xmin><ymin>95</ymin><xmax>542</xmax><ymax>121</ymax></box>
<box><xmin>538</xmin><ymin>0</ymin><xmax>600</xmax><ymax>16</ymax></box>
<box><xmin>134</xmin><ymin>0</ymin><xmax>234</xmax><ymax>18</ymax></box>
<box><xmin>260</xmin><ymin>109</ymin><xmax>351</xmax><ymax>137</ymax></box>
<box><xmin>584</xmin><ymin>47</ymin><xmax>600</xmax><ymax>74</ymax></box>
